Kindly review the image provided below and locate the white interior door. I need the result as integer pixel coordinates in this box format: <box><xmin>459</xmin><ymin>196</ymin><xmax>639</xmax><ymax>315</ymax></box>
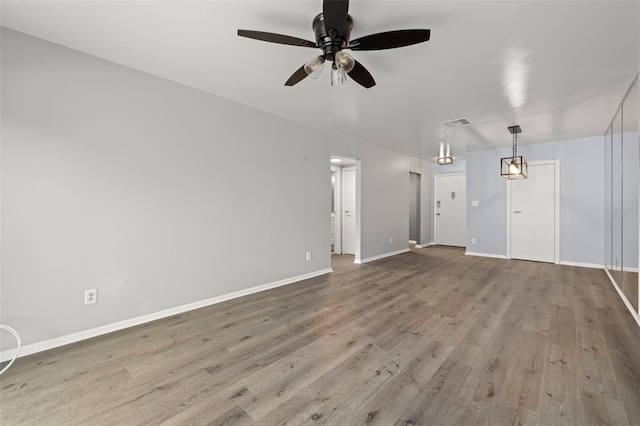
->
<box><xmin>435</xmin><ymin>174</ymin><xmax>466</xmax><ymax>247</ymax></box>
<box><xmin>342</xmin><ymin>168</ymin><xmax>356</xmax><ymax>255</ymax></box>
<box><xmin>509</xmin><ymin>162</ymin><xmax>557</xmax><ymax>263</ymax></box>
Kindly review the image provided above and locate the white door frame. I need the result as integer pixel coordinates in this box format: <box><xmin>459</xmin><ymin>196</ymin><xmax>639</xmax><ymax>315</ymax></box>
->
<box><xmin>342</xmin><ymin>166</ymin><xmax>356</xmax><ymax>255</ymax></box>
<box><xmin>433</xmin><ymin>172</ymin><xmax>466</xmax><ymax>245</ymax></box>
<box><xmin>331</xmin><ymin>166</ymin><xmax>342</xmax><ymax>255</ymax></box>
<box><xmin>506</xmin><ymin>159</ymin><xmax>560</xmax><ymax>264</ymax></box>
<box><xmin>330</xmin><ymin>159</ymin><xmax>361</xmax><ymax>263</ymax></box>
<box><xmin>354</xmin><ymin>162</ymin><xmax>362</xmax><ymax>263</ymax></box>
<box><xmin>409</xmin><ymin>172</ymin><xmax>421</xmax><ymax>245</ymax></box>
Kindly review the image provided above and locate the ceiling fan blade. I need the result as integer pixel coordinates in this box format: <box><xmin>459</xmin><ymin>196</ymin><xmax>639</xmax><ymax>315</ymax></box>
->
<box><xmin>238</xmin><ymin>30</ymin><xmax>317</xmax><ymax>48</ymax></box>
<box><xmin>285</xmin><ymin>65</ymin><xmax>309</xmax><ymax>86</ymax></box>
<box><xmin>348</xmin><ymin>29</ymin><xmax>430</xmax><ymax>51</ymax></box>
<box><xmin>323</xmin><ymin>0</ymin><xmax>350</xmax><ymax>38</ymax></box>
<box><xmin>347</xmin><ymin>60</ymin><xmax>376</xmax><ymax>89</ymax></box>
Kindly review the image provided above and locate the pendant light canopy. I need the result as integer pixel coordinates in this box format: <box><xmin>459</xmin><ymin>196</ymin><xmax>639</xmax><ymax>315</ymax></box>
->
<box><xmin>501</xmin><ymin>125</ymin><xmax>528</xmax><ymax>179</ymax></box>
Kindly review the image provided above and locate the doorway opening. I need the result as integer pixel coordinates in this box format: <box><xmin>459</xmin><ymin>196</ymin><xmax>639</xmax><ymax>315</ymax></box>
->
<box><xmin>330</xmin><ymin>156</ymin><xmax>360</xmax><ymax>265</ymax></box>
<box><xmin>409</xmin><ymin>172</ymin><xmax>421</xmax><ymax>250</ymax></box>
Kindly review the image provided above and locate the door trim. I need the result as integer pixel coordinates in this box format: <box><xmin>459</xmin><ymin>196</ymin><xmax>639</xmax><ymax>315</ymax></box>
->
<box><xmin>506</xmin><ymin>159</ymin><xmax>560</xmax><ymax>264</ymax></box>
<box><xmin>433</xmin><ymin>172</ymin><xmax>466</xmax><ymax>245</ymax></box>
<box><xmin>330</xmin><ymin>157</ymin><xmax>361</xmax><ymax>263</ymax></box>
<box><xmin>331</xmin><ymin>166</ymin><xmax>342</xmax><ymax>255</ymax></box>
<box><xmin>341</xmin><ymin>165</ymin><xmax>358</xmax><ymax>258</ymax></box>
<box><xmin>409</xmin><ymin>172</ymin><xmax>421</xmax><ymax>246</ymax></box>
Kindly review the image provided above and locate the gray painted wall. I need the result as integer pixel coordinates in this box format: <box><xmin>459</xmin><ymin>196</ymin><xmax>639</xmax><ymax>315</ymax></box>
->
<box><xmin>467</xmin><ymin>134</ymin><xmax>639</xmax><ymax>266</ymax></box>
<box><xmin>1</xmin><ymin>29</ymin><xmax>431</xmax><ymax>351</ymax></box>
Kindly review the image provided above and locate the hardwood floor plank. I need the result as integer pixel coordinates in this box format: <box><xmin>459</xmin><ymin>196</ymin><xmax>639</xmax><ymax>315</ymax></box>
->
<box><xmin>254</xmin><ymin>342</ymin><xmax>395</xmax><ymax>425</ymax></box>
<box><xmin>579</xmin><ymin>390</ymin><xmax>631</xmax><ymax>426</ymax></box>
<box><xmin>490</xmin><ymin>329</ymin><xmax>548</xmax><ymax>424</ymax></box>
<box><xmin>239</xmin><ymin>327</ymin><xmax>370</xmax><ymax>419</ymax></box>
<box><xmin>575</xmin><ymin>326</ymin><xmax>621</xmax><ymax>401</ymax></box>
<box><xmin>146</xmin><ymin>384</ymin><xmax>256</xmax><ymax>425</ymax></box>
<box><xmin>338</xmin><ymin>313</ymin><xmax>454</xmax><ymax>425</ymax></box>
<box><xmin>439</xmin><ymin>374</ymin><xmax>486</xmax><ymax>426</ymax></box>
<box><xmin>596</xmin><ymin>305</ymin><xmax>640</xmax><ymax>423</ymax></box>
<box><xmin>393</xmin><ymin>359</ymin><xmax>473</xmax><ymax>426</ymax></box>
<box><xmin>538</xmin><ymin>342</ymin><xmax>579</xmax><ymax>425</ymax></box>
<box><xmin>208</xmin><ymin>405</ymin><xmax>254</xmax><ymax>426</ymax></box>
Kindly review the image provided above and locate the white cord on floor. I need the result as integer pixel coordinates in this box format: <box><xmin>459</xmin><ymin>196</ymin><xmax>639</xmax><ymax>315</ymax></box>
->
<box><xmin>0</xmin><ymin>324</ymin><xmax>22</xmax><ymax>375</ymax></box>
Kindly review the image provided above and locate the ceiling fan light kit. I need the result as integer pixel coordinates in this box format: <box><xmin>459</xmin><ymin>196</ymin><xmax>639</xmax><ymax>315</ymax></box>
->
<box><xmin>238</xmin><ymin>0</ymin><xmax>430</xmax><ymax>89</ymax></box>
<box><xmin>500</xmin><ymin>125</ymin><xmax>528</xmax><ymax>179</ymax></box>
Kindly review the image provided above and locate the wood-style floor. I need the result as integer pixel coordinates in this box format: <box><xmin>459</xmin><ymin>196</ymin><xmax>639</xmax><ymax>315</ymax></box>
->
<box><xmin>2</xmin><ymin>247</ymin><xmax>640</xmax><ymax>425</ymax></box>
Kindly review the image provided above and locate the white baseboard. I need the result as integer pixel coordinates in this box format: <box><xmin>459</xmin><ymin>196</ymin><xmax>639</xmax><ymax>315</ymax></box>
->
<box><xmin>414</xmin><ymin>243</ymin><xmax>434</xmax><ymax>249</ymax></box>
<box><xmin>604</xmin><ymin>268</ymin><xmax>640</xmax><ymax>328</ymax></box>
<box><xmin>555</xmin><ymin>260</ymin><xmax>637</xmax><ymax>272</ymax></box>
<box><xmin>559</xmin><ymin>260</ymin><xmax>603</xmax><ymax>269</ymax></box>
<box><xmin>0</xmin><ymin>268</ymin><xmax>333</xmax><ymax>362</ymax></box>
<box><xmin>607</xmin><ymin>266</ymin><xmax>639</xmax><ymax>273</ymax></box>
<box><xmin>356</xmin><ymin>248</ymin><xmax>410</xmax><ymax>264</ymax></box>
<box><xmin>465</xmin><ymin>251</ymin><xmax>507</xmax><ymax>259</ymax></box>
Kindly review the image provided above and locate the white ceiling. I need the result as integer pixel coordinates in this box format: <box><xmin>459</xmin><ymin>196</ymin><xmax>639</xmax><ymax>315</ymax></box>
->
<box><xmin>2</xmin><ymin>1</ymin><xmax>639</xmax><ymax>162</ymax></box>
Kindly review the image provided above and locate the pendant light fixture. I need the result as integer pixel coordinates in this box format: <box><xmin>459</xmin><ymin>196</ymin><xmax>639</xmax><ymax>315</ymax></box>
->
<box><xmin>437</xmin><ymin>156</ymin><xmax>453</xmax><ymax>165</ymax></box>
<box><xmin>437</xmin><ymin>148</ymin><xmax>453</xmax><ymax>165</ymax></box>
<box><xmin>501</xmin><ymin>125</ymin><xmax>527</xmax><ymax>179</ymax></box>
<box><xmin>437</xmin><ymin>139</ymin><xmax>453</xmax><ymax>165</ymax></box>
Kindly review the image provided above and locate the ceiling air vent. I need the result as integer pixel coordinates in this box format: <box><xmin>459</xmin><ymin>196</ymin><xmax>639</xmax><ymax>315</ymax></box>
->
<box><xmin>443</xmin><ymin>117</ymin><xmax>470</xmax><ymax>127</ymax></box>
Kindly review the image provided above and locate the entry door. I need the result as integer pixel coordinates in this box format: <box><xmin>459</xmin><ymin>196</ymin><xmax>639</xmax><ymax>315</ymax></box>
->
<box><xmin>435</xmin><ymin>174</ymin><xmax>466</xmax><ymax>247</ymax></box>
<box><xmin>342</xmin><ymin>168</ymin><xmax>356</xmax><ymax>255</ymax></box>
<box><xmin>509</xmin><ymin>163</ymin><xmax>557</xmax><ymax>263</ymax></box>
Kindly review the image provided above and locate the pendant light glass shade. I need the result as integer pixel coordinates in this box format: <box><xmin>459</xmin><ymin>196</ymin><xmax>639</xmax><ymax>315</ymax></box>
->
<box><xmin>334</xmin><ymin>51</ymin><xmax>355</xmax><ymax>73</ymax></box>
<box><xmin>500</xmin><ymin>125</ymin><xmax>528</xmax><ymax>179</ymax></box>
<box><xmin>304</xmin><ymin>56</ymin><xmax>325</xmax><ymax>79</ymax></box>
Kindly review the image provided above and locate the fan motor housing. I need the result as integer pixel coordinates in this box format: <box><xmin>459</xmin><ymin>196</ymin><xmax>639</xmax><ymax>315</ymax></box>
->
<box><xmin>312</xmin><ymin>13</ymin><xmax>353</xmax><ymax>61</ymax></box>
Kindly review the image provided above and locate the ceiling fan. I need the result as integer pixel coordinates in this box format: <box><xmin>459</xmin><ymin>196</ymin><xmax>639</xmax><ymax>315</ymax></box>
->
<box><xmin>238</xmin><ymin>0</ymin><xmax>430</xmax><ymax>89</ymax></box>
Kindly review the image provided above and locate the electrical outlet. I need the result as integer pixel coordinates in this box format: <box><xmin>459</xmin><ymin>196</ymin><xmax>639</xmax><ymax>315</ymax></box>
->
<box><xmin>471</xmin><ymin>238</ymin><xmax>477</xmax><ymax>244</ymax></box>
<box><xmin>85</xmin><ymin>289</ymin><xmax>98</xmax><ymax>305</ymax></box>
<box><xmin>306</xmin><ymin>252</ymin><xmax>312</xmax><ymax>261</ymax></box>
<box><xmin>389</xmin><ymin>237</ymin><xmax>393</xmax><ymax>244</ymax></box>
